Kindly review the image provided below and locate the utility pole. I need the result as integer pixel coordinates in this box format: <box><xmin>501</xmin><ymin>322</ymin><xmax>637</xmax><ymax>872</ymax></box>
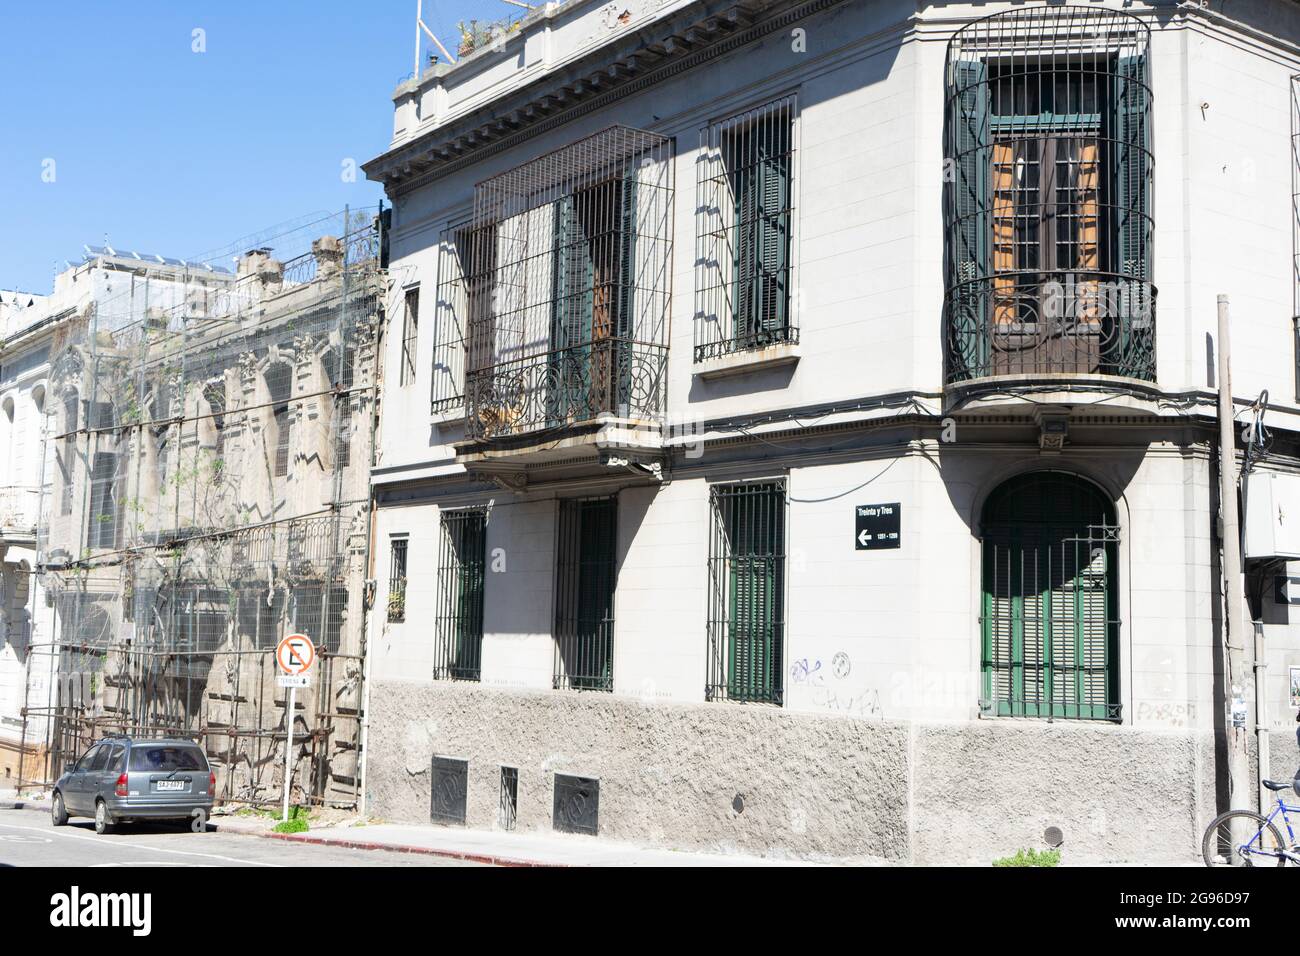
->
<box><xmin>1217</xmin><ymin>294</ymin><xmax>1253</xmax><ymax>822</ymax></box>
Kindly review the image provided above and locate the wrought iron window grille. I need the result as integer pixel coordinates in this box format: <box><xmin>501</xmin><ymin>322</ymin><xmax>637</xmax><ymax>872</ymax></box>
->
<box><xmin>433</xmin><ymin>508</ymin><xmax>487</xmax><ymax>681</ymax></box>
<box><xmin>706</xmin><ymin>480</ymin><xmax>787</xmax><ymax>705</ymax></box>
<box><xmin>943</xmin><ymin>6</ymin><xmax>1155</xmax><ymax>384</ymax></box>
<box><xmin>695</xmin><ymin>94</ymin><xmax>798</xmax><ymax>363</ymax></box>
<box><xmin>464</xmin><ymin>126</ymin><xmax>674</xmax><ymax>441</ymax></box>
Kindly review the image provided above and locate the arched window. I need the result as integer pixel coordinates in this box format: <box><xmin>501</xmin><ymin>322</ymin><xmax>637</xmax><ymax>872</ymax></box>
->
<box><xmin>265</xmin><ymin>363</ymin><xmax>292</xmax><ymax>478</ymax></box>
<box><xmin>981</xmin><ymin>472</ymin><xmax>1119</xmax><ymax>721</ymax></box>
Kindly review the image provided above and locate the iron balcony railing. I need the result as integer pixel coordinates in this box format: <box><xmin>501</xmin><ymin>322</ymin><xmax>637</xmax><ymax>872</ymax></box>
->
<box><xmin>465</xmin><ymin>338</ymin><xmax>667</xmax><ymax>440</ymax></box>
<box><xmin>945</xmin><ymin>274</ymin><xmax>1156</xmax><ymax>382</ymax></box>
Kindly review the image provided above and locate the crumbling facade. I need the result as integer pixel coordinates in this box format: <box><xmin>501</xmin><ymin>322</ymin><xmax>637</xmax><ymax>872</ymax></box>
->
<box><xmin>24</xmin><ymin>216</ymin><xmax>382</xmax><ymax>808</ymax></box>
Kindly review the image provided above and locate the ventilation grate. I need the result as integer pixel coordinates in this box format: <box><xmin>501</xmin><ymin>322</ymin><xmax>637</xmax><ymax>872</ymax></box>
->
<box><xmin>553</xmin><ymin>773</ymin><xmax>599</xmax><ymax>835</ymax></box>
<box><xmin>430</xmin><ymin>756</ymin><xmax>468</xmax><ymax>826</ymax></box>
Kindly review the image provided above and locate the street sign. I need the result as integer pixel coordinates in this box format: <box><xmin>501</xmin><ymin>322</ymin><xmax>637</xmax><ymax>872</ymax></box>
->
<box><xmin>276</xmin><ymin>634</ymin><xmax>315</xmax><ymax>676</ymax></box>
<box><xmin>855</xmin><ymin>502</ymin><xmax>901</xmax><ymax>550</ymax></box>
<box><xmin>1274</xmin><ymin>575</ymin><xmax>1300</xmax><ymax>605</ymax></box>
<box><xmin>274</xmin><ymin>633</ymin><xmax>315</xmax><ymax>825</ymax></box>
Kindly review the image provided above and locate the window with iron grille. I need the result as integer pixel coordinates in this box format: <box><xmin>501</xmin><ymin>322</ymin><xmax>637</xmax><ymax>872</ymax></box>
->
<box><xmin>400</xmin><ymin>286</ymin><xmax>419</xmax><ymax>387</ymax></box>
<box><xmin>387</xmin><ymin>537</ymin><xmax>408</xmax><ymax>624</ymax></box>
<box><xmin>265</xmin><ymin>362</ymin><xmax>293</xmax><ymax>478</ymax></box>
<box><xmin>707</xmin><ymin>481</ymin><xmax>786</xmax><ymax>704</ymax></box>
<box><xmin>554</xmin><ymin>497</ymin><xmax>617</xmax><ymax>692</ymax></box>
<box><xmin>464</xmin><ymin>126</ymin><xmax>673</xmax><ymax>440</ymax></box>
<box><xmin>944</xmin><ymin>7</ymin><xmax>1154</xmax><ymax>383</ymax></box>
<box><xmin>695</xmin><ymin>95</ymin><xmax>797</xmax><ymax>362</ymax></box>
<box><xmin>434</xmin><ymin>509</ymin><xmax>486</xmax><ymax>680</ymax></box>
<box><xmin>431</xmin><ymin>224</ymin><xmax>471</xmax><ymax>414</ymax></box>
<box><xmin>980</xmin><ymin>472</ymin><xmax>1120</xmax><ymax>721</ymax></box>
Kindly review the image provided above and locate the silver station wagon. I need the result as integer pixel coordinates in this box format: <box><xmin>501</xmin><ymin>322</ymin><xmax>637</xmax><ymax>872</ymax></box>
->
<box><xmin>51</xmin><ymin>735</ymin><xmax>214</xmax><ymax>834</ymax></box>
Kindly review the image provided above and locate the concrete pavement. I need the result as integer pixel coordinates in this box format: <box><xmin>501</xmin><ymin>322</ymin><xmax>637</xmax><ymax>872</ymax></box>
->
<box><xmin>211</xmin><ymin>814</ymin><xmax>824</xmax><ymax>866</ymax></box>
<box><xmin>2</xmin><ymin>797</ymin><xmax>823</xmax><ymax>866</ymax></box>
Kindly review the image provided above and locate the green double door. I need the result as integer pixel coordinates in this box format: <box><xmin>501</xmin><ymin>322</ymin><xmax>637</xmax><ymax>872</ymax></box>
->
<box><xmin>980</xmin><ymin>473</ymin><xmax>1118</xmax><ymax>720</ymax></box>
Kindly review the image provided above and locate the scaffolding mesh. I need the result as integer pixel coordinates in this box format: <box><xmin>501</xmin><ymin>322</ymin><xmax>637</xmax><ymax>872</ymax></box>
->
<box><xmin>20</xmin><ymin>209</ymin><xmax>383</xmax><ymax>809</ymax></box>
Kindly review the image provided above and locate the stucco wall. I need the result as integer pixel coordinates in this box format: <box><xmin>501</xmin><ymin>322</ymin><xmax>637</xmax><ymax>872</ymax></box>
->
<box><xmin>366</xmin><ymin>678</ymin><xmax>1216</xmax><ymax>863</ymax></box>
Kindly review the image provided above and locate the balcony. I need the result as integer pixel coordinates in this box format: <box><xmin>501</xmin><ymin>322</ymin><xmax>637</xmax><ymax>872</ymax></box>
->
<box><xmin>942</xmin><ymin>6</ymin><xmax>1155</xmax><ymax>393</ymax></box>
<box><xmin>458</xmin><ymin>126</ymin><xmax>674</xmax><ymax>477</ymax></box>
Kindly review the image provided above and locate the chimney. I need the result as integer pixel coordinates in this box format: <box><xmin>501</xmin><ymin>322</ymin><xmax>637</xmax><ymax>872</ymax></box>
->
<box><xmin>312</xmin><ymin>236</ymin><xmax>344</xmax><ymax>277</ymax></box>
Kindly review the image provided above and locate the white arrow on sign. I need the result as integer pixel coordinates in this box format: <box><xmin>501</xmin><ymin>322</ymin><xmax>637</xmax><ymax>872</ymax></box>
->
<box><xmin>858</xmin><ymin>529</ymin><xmax>872</xmax><ymax>547</ymax></box>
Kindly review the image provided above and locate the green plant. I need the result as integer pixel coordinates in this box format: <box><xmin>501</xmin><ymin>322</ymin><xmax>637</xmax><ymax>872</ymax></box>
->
<box><xmin>993</xmin><ymin>848</ymin><xmax>1061</xmax><ymax>867</ymax></box>
<box><xmin>272</xmin><ymin>816</ymin><xmax>309</xmax><ymax>834</ymax></box>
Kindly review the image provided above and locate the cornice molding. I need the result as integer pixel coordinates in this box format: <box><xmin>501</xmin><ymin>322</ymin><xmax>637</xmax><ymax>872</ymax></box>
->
<box><xmin>364</xmin><ymin>0</ymin><xmax>853</xmax><ymax>196</ymax></box>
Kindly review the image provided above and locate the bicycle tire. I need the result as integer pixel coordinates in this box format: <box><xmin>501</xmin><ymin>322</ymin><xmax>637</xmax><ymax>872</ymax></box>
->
<box><xmin>1202</xmin><ymin>810</ymin><xmax>1287</xmax><ymax>867</ymax></box>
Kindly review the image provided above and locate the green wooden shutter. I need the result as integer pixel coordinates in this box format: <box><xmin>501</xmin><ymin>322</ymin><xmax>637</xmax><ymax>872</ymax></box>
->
<box><xmin>574</xmin><ymin>498</ymin><xmax>616</xmax><ymax>690</ymax></box>
<box><xmin>952</xmin><ymin>60</ymin><xmax>989</xmax><ymax>378</ymax></box>
<box><xmin>725</xmin><ymin>484</ymin><xmax>784</xmax><ymax>703</ymax></box>
<box><xmin>757</xmin><ymin>120</ymin><xmax>790</xmax><ymax>339</ymax></box>
<box><xmin>452</xmin><ymin>513</ymin><xmax>486</xmax><ymax>677</ymax></box>
<box><xmin>613</xmin><ymin>168</ymin><xmax>639</xmax><ymax>411</ymax></box>
<box><xmin>730</xmin><ymin>122</ymin><xmax>791</xmax><ymax>347</ymax></box>
<box><xmin>981</xmin><ymin>474</ymin><xmax>1118</xmax><ymax>720</ymax></box>
<box><xmin>549</xmin><ymin>197</ymin><xmax>594</xmax><ymax>424</ymax></box>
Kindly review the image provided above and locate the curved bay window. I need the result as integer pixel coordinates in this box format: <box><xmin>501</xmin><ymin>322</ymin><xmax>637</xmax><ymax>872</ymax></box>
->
<box><xmin>981</xmin><ymin>472</ymin><xmax>1120</xmax><ymax>721</ymax></box>
<box><xmin>944</xmin><ymin>6</ymin><xmax>1155</xmax><ymax>384</ymax></box>
<box><xmin>464</xmin><ymin>126</ymin><xmax>674</xmax><ymax>440</ymax></box>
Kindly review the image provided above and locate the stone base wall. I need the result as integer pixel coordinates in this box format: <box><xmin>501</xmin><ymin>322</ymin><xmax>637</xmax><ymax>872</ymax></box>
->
<box><xmin>367</xmin><ymin>680</ymin><xmax>1222</xmax><ymax>864</ymax></box>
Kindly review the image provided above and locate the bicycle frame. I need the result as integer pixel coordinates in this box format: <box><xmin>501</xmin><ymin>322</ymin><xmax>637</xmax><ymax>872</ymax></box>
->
<box><xmin>1237</xmin><ymin>799</ymin><xmax>1300</xmax><ymax>864</ymax></box>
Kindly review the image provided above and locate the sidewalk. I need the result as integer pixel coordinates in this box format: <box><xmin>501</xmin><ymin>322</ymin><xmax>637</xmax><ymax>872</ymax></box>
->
<box><xmin>210</xmin><ymin>813</ymin><xmax>827</xmax><ymax>867</ymax></box>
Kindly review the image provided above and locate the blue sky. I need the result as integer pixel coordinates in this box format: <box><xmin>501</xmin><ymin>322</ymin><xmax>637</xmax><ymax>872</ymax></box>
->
<box><xmin>0</xmin><ymin>1</ymin><xmax>507</xmax><ymax>294</ymax></box>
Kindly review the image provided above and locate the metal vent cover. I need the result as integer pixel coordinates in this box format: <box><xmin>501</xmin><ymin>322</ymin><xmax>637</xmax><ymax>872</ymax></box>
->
<box><xmin>430</xmin><ymin>756</ymin><xmax>468</xmax><ymax>826</ymax></box>
<box><xmin>553</xmin><ymin>773</ymin><xmax>599</xmax><ymax>835</ymax></box>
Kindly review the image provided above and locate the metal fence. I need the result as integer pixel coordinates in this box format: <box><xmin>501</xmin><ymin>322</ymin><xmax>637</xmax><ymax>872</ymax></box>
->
<box><xmin>943</xmin><ymin>5</ymin><xmax>1155</xmax><ymax>384</ymax></box>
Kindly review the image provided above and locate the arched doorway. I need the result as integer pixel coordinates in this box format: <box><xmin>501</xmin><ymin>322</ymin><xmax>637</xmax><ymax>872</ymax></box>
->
<box><xmin>981</xmin><ymin>472</ymin><xmax>1120</xmax><ymax>720</ymax></box>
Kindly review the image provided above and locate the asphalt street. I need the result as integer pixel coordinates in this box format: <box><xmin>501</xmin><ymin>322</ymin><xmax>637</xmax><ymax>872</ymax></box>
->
<box><xmin>0</xmin><ymin>809</ymin><xmax>484</xmax><ymax>867</ymax></box>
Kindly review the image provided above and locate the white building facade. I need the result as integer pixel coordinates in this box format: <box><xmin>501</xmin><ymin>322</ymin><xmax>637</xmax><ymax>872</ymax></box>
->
<box><xmin>362</xmin><ymin>0</ymin><xmax>1300</xmax><ymax>862</ymax></box>
<box><xmin>0</xmin><ymin>289</ymin><xmax>55</xmax><ymax>788</ymax></box>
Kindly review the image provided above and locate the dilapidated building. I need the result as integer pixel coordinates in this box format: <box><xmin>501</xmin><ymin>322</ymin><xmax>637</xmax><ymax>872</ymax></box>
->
<box><xmin>20</xmin><ymin>212</ymin><xmax>383</xmax><ymax>808</ymax></box>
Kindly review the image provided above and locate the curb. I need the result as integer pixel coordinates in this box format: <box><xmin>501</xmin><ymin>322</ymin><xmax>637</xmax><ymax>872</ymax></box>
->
<box><xmin>0</xmin><ymin>800</ymin><xmax>49</xmax><ymax>812</ymax></box>
<box><xmin>249</xmin><ymin>829</ymin><xmax>562</xmax><ymax>867</ymax></box>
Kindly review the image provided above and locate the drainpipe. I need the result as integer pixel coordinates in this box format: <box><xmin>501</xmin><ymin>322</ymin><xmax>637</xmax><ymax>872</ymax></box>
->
<box><xmin>1254</xmin><ymin>620</ymin><xmax>1270</xmax><ymax>813</ymax></box>
<box><xmin>1217</xmin><ymin>294</ymin><xmax>1252</xmax><ymax>816</ymax></box>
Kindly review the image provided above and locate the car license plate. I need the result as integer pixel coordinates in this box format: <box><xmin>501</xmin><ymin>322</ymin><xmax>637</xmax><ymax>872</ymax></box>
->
<box><xmin>156</xmin><ymin>780</ymin><xmax>185</xmax><ymax>792</ymax></box>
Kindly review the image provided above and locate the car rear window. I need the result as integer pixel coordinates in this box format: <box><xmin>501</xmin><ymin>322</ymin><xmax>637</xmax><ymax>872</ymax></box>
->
<box><xmin>128</xmin><ymin>745</ymin><xmax>208</xmax><ymax>772</ymax></box>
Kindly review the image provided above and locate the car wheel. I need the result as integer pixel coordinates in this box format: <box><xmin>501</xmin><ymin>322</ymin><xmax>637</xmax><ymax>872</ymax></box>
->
<box><xmin>189</xmin><ymin>808</ymin><xmax>209</xmax><ymax>833</ymax></box>
<box><xmin>51</xmin><ymin>792</ymin><xmax>68</xmax><ymax>827</ymax></box>
<box><xmin>93</xmin><ymin>799</ymin><xmax>113</xmax><ymax>835</ymax></box>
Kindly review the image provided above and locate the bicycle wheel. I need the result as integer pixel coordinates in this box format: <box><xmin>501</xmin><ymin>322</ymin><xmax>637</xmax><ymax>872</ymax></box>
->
<box><xmin>1202</xmin><ymin>810</ymin><xmax>1287</xmax><ymax>867</ymax></box>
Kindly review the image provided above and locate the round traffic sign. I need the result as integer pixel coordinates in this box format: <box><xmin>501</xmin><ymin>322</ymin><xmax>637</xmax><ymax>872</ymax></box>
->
<box><xmin>276</xmin><ymin>634</ymin><xmax>316</xmax><ymax>675</ymax></box>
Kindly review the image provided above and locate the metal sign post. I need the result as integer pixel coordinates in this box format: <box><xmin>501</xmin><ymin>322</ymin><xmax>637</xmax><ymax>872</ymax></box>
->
<box><xmin>275</xmin><ymin>634</ymin><xmax>316</xmax><ymax>823</ymax></box>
